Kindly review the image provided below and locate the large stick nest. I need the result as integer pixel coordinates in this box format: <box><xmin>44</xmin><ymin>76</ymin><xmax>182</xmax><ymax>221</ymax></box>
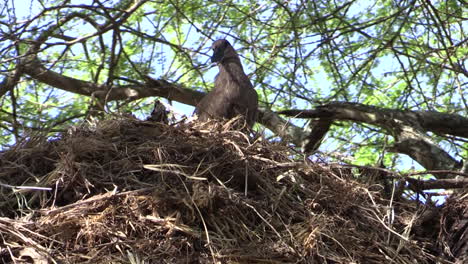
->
<box><xmin>0</xmin><ymin>117</ymin><xmax>452</xmax><ymax>263</ymax></box>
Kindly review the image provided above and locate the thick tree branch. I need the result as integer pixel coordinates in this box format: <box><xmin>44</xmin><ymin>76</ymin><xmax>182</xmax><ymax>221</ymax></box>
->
<box><xmin>302</xmin><ymin>118</ymin><xmax>333</xmax><ymax>153</ymax></box>
<box><xmin>279</xmin><ymin>102</ymin><xmax>465</xmax><ymax>175</ymax></box>
<box><xmin>407</xmin><ymin>177</ymin><xmax>468</xmax><ymax>190</ymax></box>
<box><xmin>279</xmin><ymin>102</ymin><xmax>468</xmax><ymax>138</ymax></box>
<box><xmin>257</xmin><ymin>108</ymin><xmax>306</xmax><ymax>146</ymax></box>
<box><xmin>388</xmin><ymin>122</ymin><xmax>460</xmax><ymax>174</ymax></box>
<box><xmin>22</xmin><ymin>57</ymin><xmax>101</xmax><ymax>96</ymax></box>
<box><xmin>0</xmin><ymin>66</ymin><xmax>24</xmax><ymax>97</ymax></box>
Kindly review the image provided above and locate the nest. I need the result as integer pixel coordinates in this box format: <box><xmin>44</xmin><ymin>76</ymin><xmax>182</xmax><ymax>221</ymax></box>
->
<box><xmin>0</xmin><ymin>117</ymin><xmax>449</xmax><ymax>263</ymax></box>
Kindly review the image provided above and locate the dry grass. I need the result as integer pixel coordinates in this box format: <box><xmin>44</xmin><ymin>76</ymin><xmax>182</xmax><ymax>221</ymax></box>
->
<box><xmin>0</xmin><ymin>117</ymin><xmax>449</xmax><ymax>263</ymax></box>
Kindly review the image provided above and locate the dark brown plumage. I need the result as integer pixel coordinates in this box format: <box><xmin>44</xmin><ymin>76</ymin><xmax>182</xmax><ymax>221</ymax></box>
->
<box><xmin>146</xmin><ymin>100</ymin><xmax>169</xmax><ymax>124</ymax></box>
<box><xmin>194</xmin><ymin>39</ymin><xmax>258</xmax><ymax>128</ymax></box>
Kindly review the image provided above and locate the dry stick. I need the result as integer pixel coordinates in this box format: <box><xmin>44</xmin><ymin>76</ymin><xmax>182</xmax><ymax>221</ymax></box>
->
<box><xmin>0</xmin><ymin>220</ymin><xmax>58</xmax><ymax>264</ymax></box>
<box><xmin>143</xmin><ymin>164</ymin><xmax>209</xmax><ymax>180</ymax></box>
<box><xmin>243</xmin><ymin>202</ymin><xmax>282</xmax><ymax>239</ymax></box>
<box><xmin>244</xmin><ymin>161</ymin><xmax>249</xmax><ymax>196</ymax></box>
<box><xmin>0</xmin><ymin>181</ymin><xmax>52</xmax><ymax>191</ymax></box>
<box><xmin>386</xmin><ymin>179</ymin><xmax>397</xmax><ymax>244</ymax></box>
<box><xmin>42</xmin><ymin>187</ymin><xmax>153</xmax><ymax>216</ymax></box>
<box><xmin>175</xmin><ymin>174</ymin><xmax>216</xmax><ymax>263</ymax></box>
<box><xmin>0</xmin><ymin>218</ymin><xmax>61</xmax><ymax>244</ymax></box>
<box><xmin>365</xmin><ymin>189</ymin><xmax>409</xmax><ymax>242</ymax></box>
<box><xmin>148</xmin><ymin>156</ymin><xmax>218</xmax><ymax>261</ymax></box>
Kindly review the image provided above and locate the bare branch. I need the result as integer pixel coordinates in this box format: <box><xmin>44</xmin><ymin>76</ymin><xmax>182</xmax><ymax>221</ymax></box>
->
<box><xmin>406</xmin><ymin>177</ymin><xmax>468</xmax><ymax>190</ymax></box>
<box><xmin>279</xmin><ymin>103</ymin><xmax>468</xmax><ymax>139</ymax></box>
<box><xmin>279</xmin><ymin>102</ymin><xmax>465</xmax><ymax>174</ymax></box>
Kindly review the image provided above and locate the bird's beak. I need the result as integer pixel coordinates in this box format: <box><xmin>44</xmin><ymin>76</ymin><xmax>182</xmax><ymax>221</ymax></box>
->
<box><xmin>211</xmin><ymin>47</ymin><xmax>224</xmax><ymax>63</ymax></box>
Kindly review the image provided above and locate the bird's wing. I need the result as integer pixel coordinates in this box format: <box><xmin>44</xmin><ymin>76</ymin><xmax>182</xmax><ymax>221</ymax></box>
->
<box><xmin>194</xmin><ymin>88</ymin><xmax>232</xmax><ymax>120</ymax></box>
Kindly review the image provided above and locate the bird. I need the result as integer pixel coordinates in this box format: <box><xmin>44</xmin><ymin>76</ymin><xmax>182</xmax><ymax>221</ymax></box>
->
<box><xmin>194</xmin><ymin>39</ymin><xmax>258</xmax><ymax>128</ymax></box>
<box><xmin>146</xmin><ymin>100</ymin><xmax>169</xmax><ymax>124</ymax></box>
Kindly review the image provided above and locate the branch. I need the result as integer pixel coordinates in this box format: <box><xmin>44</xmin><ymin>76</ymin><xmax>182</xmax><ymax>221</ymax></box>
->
<box><xmin>0</xmin><ymin>66</ymin><xmax>24</xmax><ymax>97</ymax></box>
<box><xmin>279</xmin><ymin>102</ymin><xmax>468</xmax><ymax>138</ymax></box>
<box><xmin>302</xmin><ymin>118</ymin><xmax>333</xmax><ymax>153</ymax></box>
<box><xmin>279</xmin><ymin>102</ymin><xmax>464</xmax><ymax>174</ymax></box>
<box><xmin>406</xmin><ymin>177</ymin><xmax>468</xmax><ymax>190</ymax></box>
<box><xmin>257</xmin><ymin>108</ymin><xmax>306</xmax><ymax>146</ymax></box>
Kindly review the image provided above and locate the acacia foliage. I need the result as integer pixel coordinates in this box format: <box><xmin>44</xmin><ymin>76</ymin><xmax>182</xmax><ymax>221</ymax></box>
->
<box><xmin>0</xmin><ymin>0</ymin><xmax>466</xmax><ymax>170</ymax></box>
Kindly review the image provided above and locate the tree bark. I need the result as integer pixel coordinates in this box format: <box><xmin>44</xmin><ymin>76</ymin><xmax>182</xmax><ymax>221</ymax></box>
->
<box><xmin>279</xmin><ymin>102</ymin><xmax>466</xmax><ymax>175</ymax></box>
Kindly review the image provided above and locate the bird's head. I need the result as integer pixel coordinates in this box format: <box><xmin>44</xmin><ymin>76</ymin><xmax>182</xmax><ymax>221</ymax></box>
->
<box><xmin>211</xmin><ymin>39</ymin><xmax>237</xmax><ymax>64</ymax></box>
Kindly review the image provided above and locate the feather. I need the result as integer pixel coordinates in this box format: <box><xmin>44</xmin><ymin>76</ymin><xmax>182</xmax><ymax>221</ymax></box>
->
<box><xmin>194</xmin><ymin>39</ymin><xmax>258</xmax><ymax>128</ymax></box>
